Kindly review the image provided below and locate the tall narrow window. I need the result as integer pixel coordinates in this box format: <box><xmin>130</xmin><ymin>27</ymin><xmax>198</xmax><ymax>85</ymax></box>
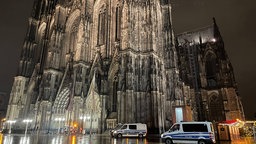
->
<box><xmin>115</xmin><ymin>6</ymin><xmax>121</xmax><ymax>41</ymax></box>
<box><xmin>205</xmin><ymin>53</ymin><xmax>217</xmax><ymax>87</ymax></box>
<box><xmin>112</xmin><ymin>78</ymin><xmax>117</xmax><ymax>112</ymax></box>
<box><xmin>70</xmin><ymin>31</ymin><xmax>77</xmax><ymax>52</ymax></box>
<box><xmin>97</xmin><ymin>9</ymin><xmax>106</xmax><ymax>45</ymax></box>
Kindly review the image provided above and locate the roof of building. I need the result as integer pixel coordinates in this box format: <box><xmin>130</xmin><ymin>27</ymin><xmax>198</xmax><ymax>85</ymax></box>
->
<box><xmin>176</xmin><ymin>24</ymin><xmax>216</xmax><ymax>45</ymax></box>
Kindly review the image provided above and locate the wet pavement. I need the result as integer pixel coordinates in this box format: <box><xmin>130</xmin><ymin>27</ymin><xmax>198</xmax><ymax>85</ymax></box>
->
<box><xmin>0</xmin><ymin>133</ymin><xmax>255</xmax><ymax>144</ymax></box>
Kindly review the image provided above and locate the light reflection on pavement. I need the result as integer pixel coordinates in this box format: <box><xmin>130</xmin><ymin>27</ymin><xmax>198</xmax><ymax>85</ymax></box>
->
<box><xmin>0</xmin><ymin>133</ymin><xmax>255</xmax><ymax>144</ymax></box>
<box><xmin>0</xmin><ymin>134</ymin><xmax>160</xmax><ymax>144</ymax></box>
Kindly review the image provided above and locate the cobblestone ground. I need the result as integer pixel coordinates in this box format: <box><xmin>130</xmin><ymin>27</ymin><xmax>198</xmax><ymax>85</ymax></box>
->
<box><xmin>0</xmin><ymin>133</ymin><xmax>255</xmax><ymax>144</ymax></box>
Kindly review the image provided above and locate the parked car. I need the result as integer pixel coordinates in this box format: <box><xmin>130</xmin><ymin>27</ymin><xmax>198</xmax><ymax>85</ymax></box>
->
<box><xmin>161</xmin><ymin>121</ymin><xmax>216</xmax><ymax>144</ymax></box>
<box><xmin>111</xmin><ymin>123</ymin><xmax>147</xmax><ymax>138</ymax></box>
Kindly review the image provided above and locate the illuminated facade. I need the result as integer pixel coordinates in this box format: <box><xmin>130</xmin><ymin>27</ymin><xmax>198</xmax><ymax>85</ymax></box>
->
<box><xmin>5</xmin><ymin>0</ymin><xmax>244</xmax><ymax>134</ymax></box>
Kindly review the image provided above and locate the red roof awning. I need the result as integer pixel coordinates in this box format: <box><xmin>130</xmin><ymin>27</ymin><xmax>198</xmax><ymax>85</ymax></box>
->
<box><xmin>222</xmin><ymin>120</ymin><xmax>237</xmax><ymax>124</ymax></box>
<box><xmin>219</xmin><ymin>119</ymin><xmax>244</xmax><ymax>128</ymax></box>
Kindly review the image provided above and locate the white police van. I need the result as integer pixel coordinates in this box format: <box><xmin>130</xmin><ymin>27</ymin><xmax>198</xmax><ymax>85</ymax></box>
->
<box><xmin>161</xmin><ymin>121</ymin><xmax>216</xmax><ymax>144</ymax></box>
<box><xmin>111</xmin><ymin>123</ymin><xmax>147</xmax><ymax>138</ymax></box>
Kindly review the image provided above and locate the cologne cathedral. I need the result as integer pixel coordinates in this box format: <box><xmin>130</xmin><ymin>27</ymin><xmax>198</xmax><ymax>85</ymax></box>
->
<box><xmin>5</xmin><ymin>0</ymin><xmax>244</xmax><ymax>134</ymax></box>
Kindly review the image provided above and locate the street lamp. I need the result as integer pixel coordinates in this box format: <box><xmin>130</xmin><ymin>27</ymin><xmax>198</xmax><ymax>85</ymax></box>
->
<box><xmin>55</xmin><ymin>118</ymin><xmax>65</xmax><ymax>134</ymax></box>
<box><xmin>80</xmin><ymin>116</ymin><xmax>88</xmax><ymax>134</ymax></box>
<box><xmin>7</xmin><ymin>120</ymin><xmax>16</xmax><ymax>134</ymax></box>
<box><xmin>23</xmin><ymin>119</ymin><xmax>32</xmax><ymax>136</ymax></box>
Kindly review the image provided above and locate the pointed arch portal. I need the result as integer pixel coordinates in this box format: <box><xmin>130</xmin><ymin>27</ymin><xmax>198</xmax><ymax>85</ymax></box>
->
<box><xmin>53</xmin><ymin>87</ymin><xmax>70</xmax><ymax>112</ymax></box>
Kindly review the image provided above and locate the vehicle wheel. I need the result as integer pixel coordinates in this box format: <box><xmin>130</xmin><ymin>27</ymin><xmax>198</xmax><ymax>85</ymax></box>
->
<box><xmin>138</xmin><ymin>134</ymin><xmax>143</xmax><ymax>138</ymax></box>
<box><xmin>198</xmin><ymin>140</ymin><xmax>206</xmax><ymax>144</ymax></box>
<box><xmin>165</xmin><ymin>138</ymin><xmax>173</xmax><ymax>144</ymax></box>
<box><xmin>117</xmin><ymin>133</ymin><xmax>122</xmax><ymax>138</ymax></box>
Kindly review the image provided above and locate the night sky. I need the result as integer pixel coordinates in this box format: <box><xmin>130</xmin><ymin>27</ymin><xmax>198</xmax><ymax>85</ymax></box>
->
<box><xmin>0</xmin><ymin>0</ymin><xmax>255</xmax><ymax>119</ymax></box>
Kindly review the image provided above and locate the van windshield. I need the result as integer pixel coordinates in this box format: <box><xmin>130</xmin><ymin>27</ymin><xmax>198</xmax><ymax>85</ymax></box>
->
<box><xmin>114</xmin><ymin>124</ymin><xmax>123</xmax><ymax>130</ymax></box>
<box><xmin>210</xmin><ymin>124</ymin><xmax>214</xmax><ymax>132</ymax></box>
<box><xmin>170</xmin><ymin>124</ymin><xmax>180</xmax><ymax>131</ymax></box>
<box><xmin>121</xmin><ymin>125</ymin><xmax>127</xmax><ymax>129</ymax></box>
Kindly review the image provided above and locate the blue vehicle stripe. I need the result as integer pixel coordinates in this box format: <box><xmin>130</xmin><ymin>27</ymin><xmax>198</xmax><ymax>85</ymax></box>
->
<box><xmin>163</xmin><ymin>132</ymin><xmax>211</xmax><ymax>139</ymax></box>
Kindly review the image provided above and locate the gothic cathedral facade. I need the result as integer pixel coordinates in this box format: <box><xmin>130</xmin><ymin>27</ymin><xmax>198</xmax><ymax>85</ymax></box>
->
<box><xmin>6</xmin><ymin>0</ymin><xmax>244</xmax><ymax>134</ymax></box>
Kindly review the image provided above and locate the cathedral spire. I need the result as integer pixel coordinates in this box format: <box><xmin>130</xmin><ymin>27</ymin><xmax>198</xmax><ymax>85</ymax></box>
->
<box><xmin>213</xmin><ymin>17</ymin><xmax>223</xmax><ymax>43</ymax></box>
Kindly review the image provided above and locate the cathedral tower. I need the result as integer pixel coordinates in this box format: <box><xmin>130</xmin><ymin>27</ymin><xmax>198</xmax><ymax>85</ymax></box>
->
<box><xmin>176</xmin><ymin>18</ymin><xmax>244</xmax><ymax>122</ymax></box>
<box><xmin>6</xmin><ymin>0</ymin><xmax>177</xmax><ymax>134</ymax></box>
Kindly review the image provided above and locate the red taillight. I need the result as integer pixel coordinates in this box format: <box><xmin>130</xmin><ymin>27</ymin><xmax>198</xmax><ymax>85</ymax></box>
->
<box><xmin>209</xmin><ymin>132</ymin><xmax>216</xmax><ymax>143</ymax></box>
<box><xmin>209</xmin><ymin>132</ymin><xmax>214</xmax><ymax>139</ymax></box>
